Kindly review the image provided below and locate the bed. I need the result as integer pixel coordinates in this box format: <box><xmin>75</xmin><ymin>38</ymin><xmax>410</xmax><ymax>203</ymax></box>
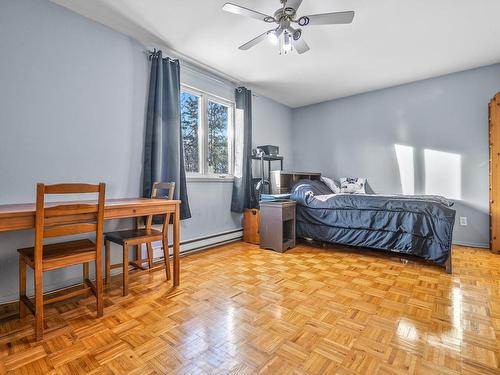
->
<box><xmin>290</xmin><ymin>180</ymin><xmax>456</xmax><ymax>272</ymax></box>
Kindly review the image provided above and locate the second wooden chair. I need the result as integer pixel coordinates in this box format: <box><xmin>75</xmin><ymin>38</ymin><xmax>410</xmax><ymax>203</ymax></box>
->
<box><xmin>104</xmin><ymin>182</ymin><xmax>175</xmax><ymax>295</ymax></box>
<box><xmin>18</xmin><ymin>182</ymin><xmax>106</xmax><ymax>341</ymax></box>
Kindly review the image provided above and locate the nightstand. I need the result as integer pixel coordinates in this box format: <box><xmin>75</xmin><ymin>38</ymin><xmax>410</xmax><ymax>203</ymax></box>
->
<box><xmin>259</xmin><ymin>200</ymin><xmax>296</xmax><ymax>252</ymax></box>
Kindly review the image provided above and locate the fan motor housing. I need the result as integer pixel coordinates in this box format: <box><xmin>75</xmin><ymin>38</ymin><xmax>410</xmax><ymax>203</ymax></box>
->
<box><xmin>274</xmin><ymin>8</ymin><xmax>295</xmax><ymax>22</ymax></box>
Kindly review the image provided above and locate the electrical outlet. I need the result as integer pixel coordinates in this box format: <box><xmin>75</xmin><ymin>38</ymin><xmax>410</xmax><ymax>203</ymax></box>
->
<box><xmin>459</xmin><ymin>217</ymin><xmax>468</xmax><ymax>226</ymax></box>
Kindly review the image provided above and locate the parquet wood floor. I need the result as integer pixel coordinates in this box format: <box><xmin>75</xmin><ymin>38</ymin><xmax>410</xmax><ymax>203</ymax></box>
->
<box><xmin>0</xmin><ymin>242</ymin><xmax>499</xmax><ymax>374</ymax></box>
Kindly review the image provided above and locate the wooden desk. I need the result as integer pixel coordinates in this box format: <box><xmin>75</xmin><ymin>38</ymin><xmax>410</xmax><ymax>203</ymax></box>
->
<box><xmin>0</xmin><ymin>198</ymin><xmax>182</xmax><ymax>286</ymax></box>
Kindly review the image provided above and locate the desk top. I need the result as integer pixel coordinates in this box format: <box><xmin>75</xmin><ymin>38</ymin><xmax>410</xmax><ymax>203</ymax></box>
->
<box><xmin>0</xmin><ymin>198</ymin><xmax>180</xmax><ymax>216</ymax></box>
<box><xmin>0</xmin><ymin>198</ymin><xmax>181</xmax><ymax>232</ymax></box>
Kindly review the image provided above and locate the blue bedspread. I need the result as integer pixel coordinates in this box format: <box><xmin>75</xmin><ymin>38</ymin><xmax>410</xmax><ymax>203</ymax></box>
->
<box><xmin>290</xmin><ymin>180</ymin><xmax>456</xmax><ymax>265</ymax></box>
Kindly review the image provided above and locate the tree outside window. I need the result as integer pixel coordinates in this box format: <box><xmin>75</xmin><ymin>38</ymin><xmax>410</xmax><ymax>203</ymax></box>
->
<box><xmin>180</xmin><ymin>87</ymin><xmax>234</xmax><ymax>177</ymax></box>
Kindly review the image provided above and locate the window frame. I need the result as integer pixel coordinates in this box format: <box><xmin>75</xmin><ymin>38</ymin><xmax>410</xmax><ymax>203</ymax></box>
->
<box><xmin>181</xmin><ymin>84</ymin><xmax>235</xmax><ymax>180</ymax></box>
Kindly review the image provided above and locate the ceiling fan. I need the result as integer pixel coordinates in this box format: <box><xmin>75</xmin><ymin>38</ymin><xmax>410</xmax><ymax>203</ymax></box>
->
<box><xmin>222</xmin><ymin>0</ymin><xmax>354</xmax><ymax>55</ymax></box>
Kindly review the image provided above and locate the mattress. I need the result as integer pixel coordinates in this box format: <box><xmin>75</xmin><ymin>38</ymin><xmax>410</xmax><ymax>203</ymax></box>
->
<box><xmin>290</xmin><ymin>180</ymin><xmax>456</xmax><ymax>265</ymax></box>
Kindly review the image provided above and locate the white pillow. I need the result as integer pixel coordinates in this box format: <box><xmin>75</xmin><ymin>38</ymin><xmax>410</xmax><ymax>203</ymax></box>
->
<box><xmin>340</xmin><ymin>178</ymin><xmax>366</xmax><ymax>194</ymax></box>
<box><xmin>320</xmin><ymin>176</ymin><xmax>340</xmax><ymax>193</ymax></box>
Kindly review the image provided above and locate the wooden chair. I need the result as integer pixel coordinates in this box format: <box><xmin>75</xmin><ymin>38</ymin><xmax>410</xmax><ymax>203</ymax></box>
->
<box><xmin>18</xmin><ymin>183</ymin><xmax>106</xmax><ymax>341</ymax></box>
<box><xmin>104</xmin><ymin>182</ymin><xmax>174</xmax><ymax>296</ymax></box>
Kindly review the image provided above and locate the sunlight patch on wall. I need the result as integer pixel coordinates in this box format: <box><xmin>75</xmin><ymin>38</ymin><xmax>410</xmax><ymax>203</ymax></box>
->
<box><xmin>394</xmin><ymin>144</ymin><xmax>415</xmax><ymax>195</ymax></box>
<box><xmin>424</xmin><ymin>149</ymin><xmax>461</xmax><ymax>200</ymax></box>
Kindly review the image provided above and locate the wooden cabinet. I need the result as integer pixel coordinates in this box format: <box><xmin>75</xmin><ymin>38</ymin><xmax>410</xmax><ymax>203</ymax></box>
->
<box><xmin>270</xmin><ymin>171</ymin><xmax>321</xmax><ymax>194</ymax></box>
<box><xmin>490</xmin><ymin>92</ymin><xmax>500</xmax><ymax>253</ymax></box>
<box><xmin>243</xmin><ymin>208</ymin><xmax>260</xmax><ymax>245</ymax></box>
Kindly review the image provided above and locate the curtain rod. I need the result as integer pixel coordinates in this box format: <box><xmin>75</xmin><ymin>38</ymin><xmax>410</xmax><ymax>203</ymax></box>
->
<box><xmin>144</xmin><ymin>48</ymin><xmax>265</xmax><ymax>99</ymax></box>
<box><xmin>145</xmin><ymin>48</ymin><xmax>239</xmax><ymax>84</ymax></box>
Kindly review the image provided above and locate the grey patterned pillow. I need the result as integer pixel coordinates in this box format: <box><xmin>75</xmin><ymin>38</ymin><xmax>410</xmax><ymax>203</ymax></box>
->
<box><xmin>320</xmin><ymin>176</ymin><xmax>340</xmax><ymax>193</ymax></box>
<box><xmin>340</xmin><ymin>178</ymin><xmax>366</xmax><ymax>194</ymax></box>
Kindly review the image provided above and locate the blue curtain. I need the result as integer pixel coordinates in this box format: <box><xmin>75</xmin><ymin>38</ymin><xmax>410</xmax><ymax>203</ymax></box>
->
<box><xmin>143</xmin><ymin>50</ymin><xmax>191</xmax><ymax>220</ymax></box>
<box><xmin>231</xmin><ymin>87</ymin><xmax>255</xmax><ymax>212</ymax></box>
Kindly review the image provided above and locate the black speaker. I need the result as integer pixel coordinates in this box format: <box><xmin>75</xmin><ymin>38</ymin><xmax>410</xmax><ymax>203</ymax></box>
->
<box><xmin>258</xmin><ymin>145</ymin><xmax>279</xmax><ymax>156</ymax></box>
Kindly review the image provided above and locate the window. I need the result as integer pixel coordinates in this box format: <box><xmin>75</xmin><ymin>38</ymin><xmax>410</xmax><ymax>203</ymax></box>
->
<box><xmin>181</xmin><ymin>85</ymin><xmax>234</xmax><ymax>178</ymax></box>
<box><xmin>180</xmin><ymin>91</ymin><xmax>200</xmax><ymax>173</ymax></box>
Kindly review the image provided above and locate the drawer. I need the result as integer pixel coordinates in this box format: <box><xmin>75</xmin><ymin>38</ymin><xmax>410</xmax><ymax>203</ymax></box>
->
<box><xmin>282</xmin><ymin>204</ymin><xmax>295</xmax><ymax>221</ymax></box>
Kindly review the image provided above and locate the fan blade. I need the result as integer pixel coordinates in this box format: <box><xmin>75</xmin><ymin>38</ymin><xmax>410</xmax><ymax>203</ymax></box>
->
<box><xmin>285</xmin><ymin>0</ymin><xmax>303</xmax><ymax>12</ymax></box>
<box><xmin>292</xmin><ymin>37</ymin><xmax>310</xmax><ymax>54</ymax></box>
<box><xmin>239</xmin><ymin>31</ymin><xmax>270</xmax><ymax>50</ymax></box>
<box><xmin>223</xmin><ymin>3</ymin><xmax>275</xmax><ymax>23</ymax></box>
<box><xmin>298</xmin><ymin>11</ymin><xmax>354</xmax><ymax>26</ymax></box>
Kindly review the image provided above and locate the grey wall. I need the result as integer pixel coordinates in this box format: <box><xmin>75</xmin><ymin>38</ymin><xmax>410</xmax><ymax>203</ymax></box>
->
<box><xmin>253</xmin><ymin>94</ymin><xmax>294</xmax><ymax>169</ymax></box>
<box><xmin>0</xmin><ymin>0</ymin><xmax>293</xmax><ymax>303</ymax></box>
<box><xmin>0</xmin><ymin>0</ymin><xmax>149</xmax><ymax>303</ymax></box>
<box><xmin>292</xmin><ymin>64</ymin><xmax>500</xmax><ymax>247</ymax></box>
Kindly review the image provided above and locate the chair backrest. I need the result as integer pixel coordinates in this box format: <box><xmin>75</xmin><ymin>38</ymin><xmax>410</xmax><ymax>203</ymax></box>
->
<box><xmin>34</xmin><ymin>183</ymin><xmax>106</xmax><ymax>262</ymax></box>
<box><xmin>145</xmin><ymin>182</ymin><xmax>175</xmax><ymax>233</ymax></box>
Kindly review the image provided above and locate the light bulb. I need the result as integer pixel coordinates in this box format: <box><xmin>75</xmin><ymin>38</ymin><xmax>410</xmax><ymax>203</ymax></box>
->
<box><xmin>283</xmin><ymin>32</ymin><xmax>292</xmax><ymax>52</ymax></box>
<box><xmin>268</xmin><ymin>31</ymin><xmax>279</xmax><ymax>45</ymax></box>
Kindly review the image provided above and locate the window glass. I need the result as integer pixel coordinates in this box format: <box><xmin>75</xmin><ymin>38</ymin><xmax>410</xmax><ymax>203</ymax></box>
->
<box><xmin>207</xmin><ymin>100</ymin><xmax>229</xmax><ymax>174</ymax></box>
<box><xmin>180</xmin><ymin>92</ymin><xmax>200</xmax><ymax>173</ymax></box>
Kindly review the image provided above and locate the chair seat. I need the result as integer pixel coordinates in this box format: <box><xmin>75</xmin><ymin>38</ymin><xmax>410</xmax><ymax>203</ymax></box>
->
<box><xmin>105</xmin><ymin>228</ymin><xmax>163</xmax><ymax>245</ymax></box>
<box><xmin>18</xmin><ymin>239</ymin><xmax>97</xmax><ymax>271</ymax></box>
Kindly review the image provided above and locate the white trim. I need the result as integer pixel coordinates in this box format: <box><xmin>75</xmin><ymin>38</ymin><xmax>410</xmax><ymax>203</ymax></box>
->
<box><xmin>452</xmin><ymin>240</ymin><xmax>489</xmax><ymax>249</ymax></box>
<box><xmin>154</xmin><ymin>229</ymin><xmax>243</xmax><ymax>256</ymax></box>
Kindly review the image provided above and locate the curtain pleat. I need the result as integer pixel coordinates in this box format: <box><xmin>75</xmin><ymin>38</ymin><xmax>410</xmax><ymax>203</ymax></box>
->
<box><xmin>143</xmin><ymin>50</ymin><xmax>191</xmax><ymax>220</ymax></box>
<box><xmin>231</xmin><ymin>87</ymin><xmax>255</xmax><ymax>212</ymax></box>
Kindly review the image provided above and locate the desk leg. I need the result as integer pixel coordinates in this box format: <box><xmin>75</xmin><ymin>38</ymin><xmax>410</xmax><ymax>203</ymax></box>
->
<box><xmin>134</xmin><ymin>217</ymin><xmax>140</xmax><ymax>263</ymax></box>
<box><xmin>173</xmin><ymin>205</ymin><xmax>180</xmax><ymax>286</ymax></box>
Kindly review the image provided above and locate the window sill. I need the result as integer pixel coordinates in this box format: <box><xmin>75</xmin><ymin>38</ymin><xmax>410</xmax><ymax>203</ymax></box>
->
<box><xmin>187</xmin><ymin>175</ymin><xmax>235</xmax><ymax>183</ymax></box>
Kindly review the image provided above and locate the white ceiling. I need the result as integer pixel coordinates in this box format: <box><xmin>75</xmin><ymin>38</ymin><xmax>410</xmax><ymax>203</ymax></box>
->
<box><xmin>52</xmin><ymin>0</ymin><xmax>500</xmax><ymax>108</ymax></box>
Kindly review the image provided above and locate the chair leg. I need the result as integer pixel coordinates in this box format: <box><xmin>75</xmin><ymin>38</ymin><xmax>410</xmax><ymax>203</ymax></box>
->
<box><xmin>123</xmin><ymin>244</ymin><xmax>129</xmax><ymax>296</ymax></box>
<box><xmin>95</xmin><ymin>249</ymin><xmax>104</xmax><ymax>318</ymax></box>
<box><xmin>18</xmin><ymin>256</ymin><xmax>26</xmax><ymax>319</ymax></box>
<box><xmin>34</xmin><ymin>267</ymin><xmax>44</xmax><ymax>341</ymax></box>
<box><xmin>162</xmin><ymin>236</ymin><xmax>171</xmax><ymax>281</ymax></box>
<box><xmin>146</xmin><ymin>243</ymin><xmax>154</xmax><ymax>269</ymax></box>
<box><xmin>105</xmin><ymin>240</ymin><xmax>110</xmax><ymax>285</ymax></box>
<box><xmin>82</xmin><ymin>262</ymin><xmax>90</xmax><ymax>298</ymax></box>
<box><xmin>135</xmin><ymin>244</ymin><xmax>142</xmax><ymax>267</ymax></box>
<box><xmin>83</xmin><ymin>262</ymin><xmax>89</xmax><ymax>281</ymax></box>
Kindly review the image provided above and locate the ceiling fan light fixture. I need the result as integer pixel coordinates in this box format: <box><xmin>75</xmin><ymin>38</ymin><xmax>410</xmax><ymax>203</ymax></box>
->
<box><xmin>223</xmin><ymin>0</ymin><xmax>355</xmax><ymax>55</ymax></box>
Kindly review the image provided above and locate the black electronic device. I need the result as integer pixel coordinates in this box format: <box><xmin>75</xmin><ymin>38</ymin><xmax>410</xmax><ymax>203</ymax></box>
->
<box><xmin>257</xmin><ymin>145</ymin><xmax>279</xmax><ymax>156</ymax></box>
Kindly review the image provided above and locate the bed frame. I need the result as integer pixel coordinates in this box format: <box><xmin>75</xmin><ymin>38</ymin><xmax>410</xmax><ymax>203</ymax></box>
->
<box><xmin>299</xmin><ymin>237</ymin><xmax>453</xmax><ymax>274</ymax></box>
<box><xmin>444</xmin><ymin>249</ymin><xmax>452</xmax><ymax>273</ymax></box>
